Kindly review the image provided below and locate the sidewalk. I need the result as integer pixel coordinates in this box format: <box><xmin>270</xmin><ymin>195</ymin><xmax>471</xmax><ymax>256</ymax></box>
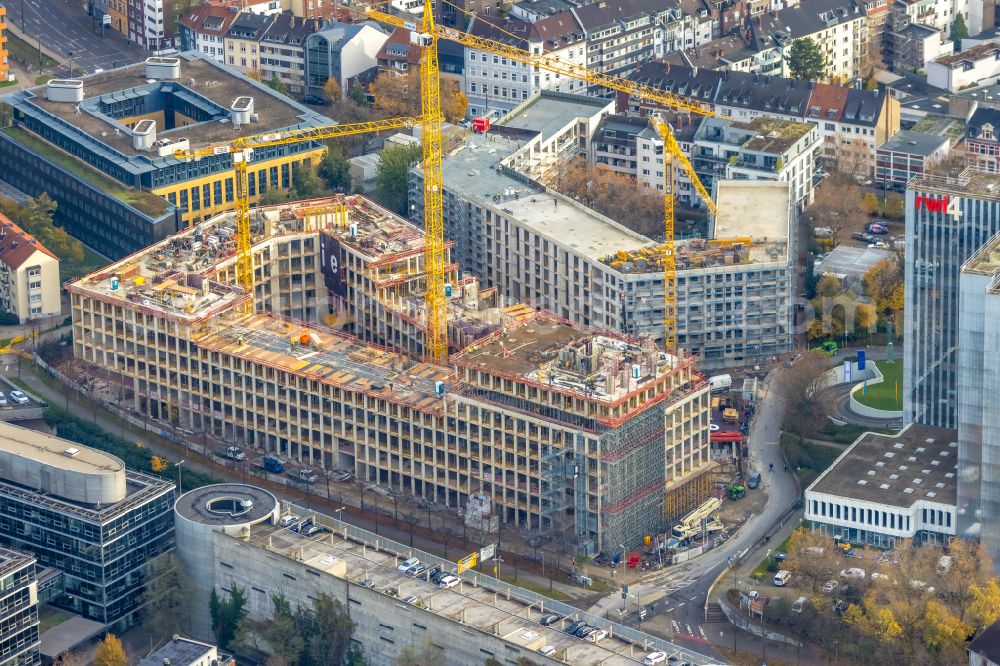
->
<box><xmin>7</xmin><ymin>353</ymin><xmax>593</xmax><ymax>603</ymax></box>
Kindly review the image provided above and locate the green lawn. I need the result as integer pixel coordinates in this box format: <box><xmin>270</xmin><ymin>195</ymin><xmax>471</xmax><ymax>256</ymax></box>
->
<box><xmin>854</xmin><ymin>359</ymin><xmax>903</xmax><ymax>411</ymax></box>
<box><xmin>5</xmin><ymin>33</ymin><xmax>57</xmax><ymax>69</ymax></box>
<box><xmin>1</xmin><ymin>127</ymin><xmax>169</xmax><ymax>217</ymax></box>
<box><xmin>780</xmin><ymin>434</ymin><xmax>844</xmax><ymax>487</ymax></box>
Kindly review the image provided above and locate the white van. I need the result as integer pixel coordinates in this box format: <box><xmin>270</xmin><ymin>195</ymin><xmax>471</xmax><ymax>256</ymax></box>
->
<box><xmin>791</xmin><ymin>596</ymin><xmax>808</xmax><ymax>613</ymax></box>
<box><xmin>773</xmin><ymin>570</ymin><xmax>792</xmax><ymax>587</ymax></box>
<box><xmin>708</xmin><ymin>374</ymin><xmax>732</xmax><ymax>393</ymax></box>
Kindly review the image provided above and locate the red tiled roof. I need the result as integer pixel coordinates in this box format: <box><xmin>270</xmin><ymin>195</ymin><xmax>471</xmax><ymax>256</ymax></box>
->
<box><xmin>179</xmin><ymin>1</ymin><xmax>239</xmax><ymax>37</ymax></box>
<box><xmin>807</xmin><ymin>83</ymin><xmax>849</xmax><ymax>122</ymax></box>
<box><xmin>0</xmin><ymin>213</ymin><xmax>57</xmax><ymax>270</ymax></box>
<box><xmin>377</xmin><ymin>27</ymin><xmax>422</xmax><ymax>66</ymax></box>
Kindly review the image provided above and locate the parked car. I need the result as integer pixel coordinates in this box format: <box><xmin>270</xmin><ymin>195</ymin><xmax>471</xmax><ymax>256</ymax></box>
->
<box><xmin>644</xmin><ymin>652</ymin><xmax>668</xmax><ymax>666</ymax></box>
<box><xmin>360</xmin><ymin>579</ymin><xmax>375</xmax><ymax>589</ymax></box>
<box><xmin>9</xmin><ymin>391</ymin><xmax>28</xmax><ymax>405</ymax></box>
<box><xmin>402</xmin><ymin>595</ymin><xmax>418</xmax><ymax>604</ymax></box>
<box><xmin>774</xmin><ymin>570</ymin><xmax>792</xmax><ymax>587</ymax></box>
<box><xmin>866</xmin><ymin>222</ymin><xmax>888</xmax><ymax>234</ymax></box>
<box><xmin>407</xmin><ymin>564</ymin><xmax>427</xmax><ymax>578</ymax></box>
<box><xmin>302</xmin><ymin>95</ymin><xmax>330</xmax><ymax>106</ymax></box>
<box><xmin>566</xmin><ymin>620</ymin><xmax>586</xmax><ymax>635</ymax></box>
<box><xmin>855</xmin><ymin>175</ymin><xmax>873</xmax><ymax>186</ymax></box>
<box><xmin>575</xmin><ymin>626</ymin><xmax>597</xmax><ymax>639</ymax></box>
<box><xmin>774</xmin><ymin>552</ymin><xmax>788</xmax><ymax>561</ymax></box>
<box><xmin>821</xmin><ymin>580</ymin><xmax>839</xmax><ymax>593</ymax></box>
<box><xmin>279</xmin><ymin>514</ymin><xmax>300</xmax><ymax>527</ymax></box>
<box><xmin>398</xmin><ymin>557</ymin><xmax>420</xmax><ymax>572</ymax></box>
<box><xmin>586</xmin><ymin>629</ymin><xmax>608</xmax><ymax>643</ymax></box>
<box><xmin>0</xmin><ymin>392</ymin><xmax>8</xmax><ymax>407</ymax></box>
<box><xmin>834</xmin><ymin>600</ymin><xmax>849</xmax><ymax>616</ymax></box>
<box><xmin>538</xmin><ymin>646</ymin><xmax>555</xmax><ymax>656</ymax></box>
<box><xmin>840</xmin><ymin>567</ymin><xmax>866</xmax><ymax>580</ymax></box>
<box><xmin>438</xmin><ymin>575</ymin><xmax>461</xmax><ymax>589</ymax></box>
<box><xmin>539</xmin><ymin>613</ymin><xmax>562</xmax><ymax>626</ymax></box>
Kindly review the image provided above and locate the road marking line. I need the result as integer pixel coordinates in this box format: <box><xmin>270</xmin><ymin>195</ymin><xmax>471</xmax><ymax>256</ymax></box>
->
<box><xmin>666</xmin><ymin>607</ymin><xmax>674</xmax><ymax>613</ymax></box>
<box><xmin>677</xmin><ymin>602</ymin><xmax>686</xmax><ymax>607</ymax></box>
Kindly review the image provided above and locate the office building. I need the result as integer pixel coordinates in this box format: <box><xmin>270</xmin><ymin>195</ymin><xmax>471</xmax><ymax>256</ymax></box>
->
<box><xmin>0</xmin><ymin>422</ymin><xmax>175</xmax><ymax>630</ymax></box>
<box><xmin>875</xmin><ymin>130</ymin><xmax>950</xmax><ymax>188</ymax></box>
<box><xmin>303</xmin><ymin>22</ymin><xmax>388</xmax><ymax>99</ymax></box>
<box><xmin>904</xmin><ymin>171</ymin><xmax>1000</xmax><ymax>429</ymax></box>
<box><xmin>68</xmin><ymin>194</ymin><xmax>714</xmax><ymax>555</ymax></box>
<box><xmin>0</xmin><ymin>53</ymin><xmax>333</xmax><ymax>258</ymax></box>
<box><xmin>0</xmin><ymin>213</ymin><xmax>61</xmax><ymax>324</ymax></box>
<box><xmin>175</xmin><ymin>484</ymin><xmax>716</xmax><ymax>663</ymax></box>
<box><xmin>136</xmin><ymin>636</ymin><xmax>233</xmax><ymax>666</ymax></box>
<box><xmin>0</xmin><ymin>548</ymin><xmax>40</xmax><ymax>666</ymax></box>
<box><xmin>804</xmin><ymin>424</ymin><xmax>958</xmax><ymax>548</ymax></box>
<box><xmin>957</xmin><ymin>232</ymin><xmax>1000</xmax><ymax>568</ymax></box>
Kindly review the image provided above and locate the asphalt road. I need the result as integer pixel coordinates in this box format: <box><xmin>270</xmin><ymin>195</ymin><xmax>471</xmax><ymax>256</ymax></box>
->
<box><xmin>12</xmin><ymin>0</ymin><xmax>144</xmax><ymax>74</ymax></box>
<box><xmin>587</xmin><ymin>367</ymin><xmax>801</xmax><ymax>660</ymax></box>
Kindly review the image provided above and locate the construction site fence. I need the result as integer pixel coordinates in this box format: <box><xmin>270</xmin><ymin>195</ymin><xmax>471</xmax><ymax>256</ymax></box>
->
<box><xmin>284</xmin><ymin>500</ymin><xmax>721</xmax><ymax>666</ymax></box>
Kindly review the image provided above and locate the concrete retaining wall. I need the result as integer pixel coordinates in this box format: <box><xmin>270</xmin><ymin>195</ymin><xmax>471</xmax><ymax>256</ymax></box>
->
<box><xmin>717</xmin><ymin>598</ymin><xmax>802</xmax><ymax>647</ymax></box>
<box><xmin>848</xmin><ymin>365</ymin><xmax>903</xmax><ymax>419</ymax></box>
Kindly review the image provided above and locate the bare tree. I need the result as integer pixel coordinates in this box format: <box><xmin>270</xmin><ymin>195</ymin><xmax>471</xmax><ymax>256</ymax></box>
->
<box><xmin>778</xmin><ymin>351</ymin><xmax>833</xmax><ymax>438</ymax></box>
<box><xmin>802</xmin><ymin>173</ymin><xmax>868</xmax><ymax>244</ymax></box>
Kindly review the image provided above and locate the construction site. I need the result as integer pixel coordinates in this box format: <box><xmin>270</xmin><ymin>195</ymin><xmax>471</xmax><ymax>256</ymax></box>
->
<box><xmin>67</xmin><ymin>195</ymin><xmax>715</xmax><ymax>555</ymax></box>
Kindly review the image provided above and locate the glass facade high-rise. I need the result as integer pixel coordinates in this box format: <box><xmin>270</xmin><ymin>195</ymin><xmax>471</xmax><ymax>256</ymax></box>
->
<box><xmin>957</xmin><ymin>232</ymin><xmax>1000</xmax><ymax>570</ymax></box>
<box><xmin>0</xmin><ymin>424</ymin><xmax>175</xmax><ymax>632</ymax></box>
<box><xmin>904</xmin><ymin>171</ymin><xmax>1000</xmax><ymax>429</ymax></box>
<box><xmin>0</xmin><ymin>548</ymin><xmax>40</xmax><ymax>666</ymax></box>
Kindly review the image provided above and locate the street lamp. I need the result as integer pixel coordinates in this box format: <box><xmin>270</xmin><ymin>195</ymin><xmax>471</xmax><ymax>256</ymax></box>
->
<box><xmin>176</xmin><ymin>459</ymin><xmax>185</xmax><ymax>494</ymax></box>
<box><xmin>334</xmin><ymin>506</ymin><xmax>346</xmax><ymax>523</ymax></box>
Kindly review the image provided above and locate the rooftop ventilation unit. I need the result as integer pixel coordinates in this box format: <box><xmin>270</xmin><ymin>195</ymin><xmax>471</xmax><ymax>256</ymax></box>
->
<box><xmin>132</xmin><ymin>119</ymin><xmax>157</xmax><ymax>151</ymax></box>
<box><xmin>145</xmin><ymin>56</ymin><xmax>181</xmax><ymax>80</ymax></box>
<box><xmin>45</xmin><ymin>79</ymin><xmax>84</xmax><ymax>103</ymax></box>
<box><xmin>231</xmin><ymin>96</ymin><xmax>254</xmax><ymax>126</ymax></box>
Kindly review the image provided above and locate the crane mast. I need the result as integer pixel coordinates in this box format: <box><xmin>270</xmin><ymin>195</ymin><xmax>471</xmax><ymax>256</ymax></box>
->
<box><xmin>418</xmin><ymin>2</ymin><xmax>449</xmax><ymax>363</ymax></box>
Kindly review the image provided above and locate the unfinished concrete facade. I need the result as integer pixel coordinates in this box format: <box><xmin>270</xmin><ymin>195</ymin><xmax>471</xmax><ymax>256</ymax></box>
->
<box><xmin>68</xmin><ymin>196</ymin><xmax>713</xmax><ymax>555</ymax></box>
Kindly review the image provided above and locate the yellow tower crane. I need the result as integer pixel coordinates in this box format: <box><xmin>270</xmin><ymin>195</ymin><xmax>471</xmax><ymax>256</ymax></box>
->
<box><xmin>366</xmin><ymin>5</ymin><xmax>719</xmax><ymax>354</ymax></box>
<box><xmin>174</xmin><ymin>116</ymin><xmax>420</xmax><ymax>312</ymax></box>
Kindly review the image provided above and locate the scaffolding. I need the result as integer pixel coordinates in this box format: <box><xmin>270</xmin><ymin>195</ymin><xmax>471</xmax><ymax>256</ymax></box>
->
<box><xmin>598</xmin><ymin>404</ymin><xmax>668</xmax><ymax>552</ymax></box>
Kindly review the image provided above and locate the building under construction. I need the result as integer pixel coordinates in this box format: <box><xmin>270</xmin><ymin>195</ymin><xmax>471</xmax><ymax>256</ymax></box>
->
<box><xmin>68</xmin><ymin>195</ymin><xmax>714</xmax><ymax>554</ymax></box>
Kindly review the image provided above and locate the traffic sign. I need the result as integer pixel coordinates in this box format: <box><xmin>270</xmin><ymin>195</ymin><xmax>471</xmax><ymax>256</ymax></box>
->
<box><xmin>479</xmin><ymin>543</ymin><xmax>496</xmax><ymax>562</ymax></box>
<box><xmin>457</xmin><ymin>551</ymin><xmax>477</xmax><ymax>573</ymax></box>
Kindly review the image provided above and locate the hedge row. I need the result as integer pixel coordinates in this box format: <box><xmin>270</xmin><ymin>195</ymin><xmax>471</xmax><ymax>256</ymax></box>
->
<box><xmin>43</xmin><ymin>408</ymin><xmax>218</xmax><ymax>490</ymax></box>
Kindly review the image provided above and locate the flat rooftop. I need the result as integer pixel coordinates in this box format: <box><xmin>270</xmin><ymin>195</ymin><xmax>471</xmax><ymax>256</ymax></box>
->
<box><xmin>498</xmin><ymin>91</ymin><xmax>611</xmax><ymax>143</ymax></box>
<box><xmin>453</xmin><ymin>316</ymin><xmax>678</xmax><ymax>403</ymax></box>
<box><xmin>438</xmin><ymin>133</ymin><xmax>653</xmax><ymax>261</ymax></box>
<box><xmin>244</xmin><ymin>507</ymin><xmax>716</xmax><ymax>665</ymax></box>
<box><xmin>963</xmin><ymin>231</ymin><xmax>1000</xmax><ymax>276</ymax></box>
<box><xmin>195</xmin><ymin>314</ymin><xmax>451</xmax><ymax>411</ymax></box>
<box><xmin>879</xmin><ymin>129</ymin><xmax>948</xmax><ymax>156</ymax></box>
<box><xmin>175</xmin><ymin>484</ymin><xmax>278</xmax><ymax>527</ymax></box>
<box><xmin>909</xmin><ymin>168</ymin><xmax>1000</xmax><ymax>200</ymax></box>
<box><xmin>17</xmin><ymin>54</ymin><xmax>329</xmax><ymax>158</ymax></box>
<box><xmin>815</xmin><ymin>245</ymin><xmax>895</xmax><ymax>279</ymax></box>
<box><xmin>714</xmin><ymin>181</ymin><xmax>790</xmax><ymax>242</ymax></box>
<box><xmin>0</xmin><ymin>420</ymin><xmax>124</xmax><ymax>474</ymax></box>
<box><xmin>809</xmin><ymin>424</ymin><xmax>958</xmax><ymax>507</ymax></box>
<box><xmin>737</xmin><ymin>117</ymin><xmax>815</xmax><ymax>154</ymax></box>
<box><xmin>0</xmin><ymin>547</ymin><xmax>34</xmax><ymax>578</ymax></box>
<box><xmin>137</xmin><ymin>639</ymin><xmax>216</xmax><ymax>666</ymax></box>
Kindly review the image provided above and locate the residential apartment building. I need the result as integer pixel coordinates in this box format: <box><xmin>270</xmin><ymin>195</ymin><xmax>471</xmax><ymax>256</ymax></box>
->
<box><xmin>464</xmin><ymin>14</ymin><xmax>588</xmax><ymax>117</ymax></box>
<box><xmin>423</xmin><ymin>101</ymin><xmax>797</xmax><ymax>369</ymax></box>
<box><xmin>0</xmin><ymin>213</ymin><xmax>61</xmax><ymax>324</ymax></box>
<box><xmin>804</xmin><ymin>424</ymin><xmax>958</xmax><ymax>548</ymax></box>
<box><xmin>175</xmin><ymin>485</ymin><xmax>715</xmax><ymax>663</ymax></box>
<box><xmin>0</xmin><ymin>55</ymin><xmax>333</xmax><ymax>258</ymax></box>
<box><xmin>875</xmin><ymin>129</ymin><xmax>950</xmax><ymax>187</ymax></box>
<box><xmin>590</xmin><ymin>114</ymin><xmax>650</xmax><ymax>177</ymax></box>
<box><xmin>635</xmin><ymin>115</ymin><xmax>820</xmax><ymax>210</ymax></box>
<box><xmin>623</xmin><ymin>64</ymin><xmax>901</xmax><ymax>177</ymax></box>
<box><xmin>928</xmin><ymin>42</ymin><xmax>1000</xmax><ymax>92</ymax></box>
<box><xmin>258</xmin><ymin>13</ymin><xmax>317</xmax><ymax>94</ymax></box>
<box><xmin>224</xmin><ymin>11</ymin><xmax>271</xmax><ymax>73</ymax></box>
<box><xmin>304</xmin><ymin>22</ymin><xmax>388</xmax><ymax>99</ymax></box>
<box><xmin>0</xmin><ymin>548</ymin><xmax>39</xmax><ymax>666</ymax></box>
<box><xmin>179</xmin><ymin>3</ymin><xmax>240</xmax><ymax>64</ymax></box>
<box><xmin>904</xmin><ymin>170</ymin><xmax>1000</xmax><ymax>429</ymax></box>
<box><xmin>957</xmin><ymin>231</ymin><xmax>1000</xmax><ymax>566</ymax></box>
<box><xmin>965</xmin><ymin>108</ymin><xmax>1000</xmax><ymax>173</ymax></box>
<box><xmin>376</xmin><ymin>27</ymin><xmax>422</xmax><ymax>77</ymax></box>
<box><xmin>893</xmin><ymin>23</ymin><xmax>951</xmax><ymax>71</ymax></box>
<box><xmin>0</xmin><ymin>423</ymin><xmax>175</xmax><ymax>630</ymax></box>
<box><xmin>69</xmin><ymin>203</ymin><xmax>715</xmax><ymax>555</ymax></box>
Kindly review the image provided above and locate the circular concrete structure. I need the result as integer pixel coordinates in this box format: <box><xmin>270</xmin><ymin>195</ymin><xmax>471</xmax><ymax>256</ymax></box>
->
<box><xmin>174</xmin><ymin>484</ymin><xmax>279</xmax><ymax>639</ymax></box>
